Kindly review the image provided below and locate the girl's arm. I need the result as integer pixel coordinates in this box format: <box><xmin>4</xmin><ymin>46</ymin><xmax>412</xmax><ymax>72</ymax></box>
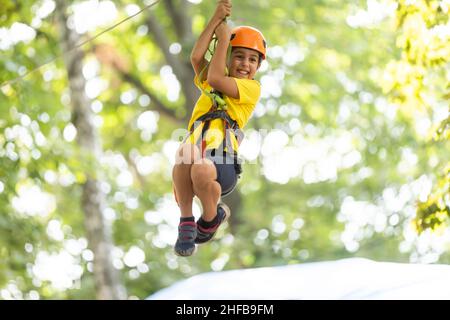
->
<box><xmin>190</xmin><ymin>0</ymin><xmax>231</xmax><ymax>79</ymax></box>
<box><xmin>207</xmin><ymin>22</ymin><xmax>239</xmax><ymax>99</ymax></box>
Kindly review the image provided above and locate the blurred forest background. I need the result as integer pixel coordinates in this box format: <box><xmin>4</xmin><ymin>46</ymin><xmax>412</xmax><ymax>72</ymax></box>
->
<box><xmin>0</xmin><ymin>0</ymin><xmax>448</xmax><ymax>299</ymax></box>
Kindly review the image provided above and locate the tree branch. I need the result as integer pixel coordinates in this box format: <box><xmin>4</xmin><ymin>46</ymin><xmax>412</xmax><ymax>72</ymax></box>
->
<box><xmin>163</xmin><ymin>0</ymin><xmax>192</xmax><ymax>43</ymax></box>
<box><xmin>91</xmin><ymin>44</ymin><xmax>187</xmax><ymax>124</ymax></box>
<box><xmin>145</xmin><ymin>14</ymin><xmax>187</xmax><ymax>78</ymax></box>
<box><xmin>145</xmin><ymin>13</ymin><xmax>198</xmax><ymax>118</ymax></box>
<box><xmin>118</xmin><ymin>70</ymin><xmax>184</xmax><ymax>125</ymax></box>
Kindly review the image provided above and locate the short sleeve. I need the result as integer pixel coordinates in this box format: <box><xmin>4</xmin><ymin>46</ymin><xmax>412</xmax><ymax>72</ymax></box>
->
<box><xmin>231</xmin><ymin>78</ymin><xmax>261</xmax><ymax>105</ymax></box>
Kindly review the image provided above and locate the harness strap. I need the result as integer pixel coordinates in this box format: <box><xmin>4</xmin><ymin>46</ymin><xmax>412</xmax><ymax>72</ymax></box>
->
<box><xmin>196</xmin><ymin>119</ymin><xmax>211</xmax><ymax>158</ymax></box>
<box><xmin>190</xmin><ymin>110</ymin><xmax>237</xmax><ymax>131</ymax></box>
<box><xmin>189</xmin><ymin>109</ymin><xmax>243</xmax><ymax>158</ymax></box>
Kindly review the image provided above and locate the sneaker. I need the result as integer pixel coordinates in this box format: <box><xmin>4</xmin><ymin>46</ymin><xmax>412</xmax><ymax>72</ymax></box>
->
<box><xmin>174</xmin><ymin>221</ymin><xmax>197</xmax><ymax>256</ymax></box>
<box><xmin>195</xmin><ymin>203</ymin><xmax>231</xmax><ymax>244</ymax></box>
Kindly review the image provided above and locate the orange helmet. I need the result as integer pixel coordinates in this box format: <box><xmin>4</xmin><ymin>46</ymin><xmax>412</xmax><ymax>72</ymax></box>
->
<box><xmin>230</xmin><ymin>26</ymin><xmax>267</xmax><ymax>60</ymax></box>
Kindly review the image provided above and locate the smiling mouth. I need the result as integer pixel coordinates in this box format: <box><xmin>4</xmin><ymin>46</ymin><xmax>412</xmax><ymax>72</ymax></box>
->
<box><xmin>237</xmin><ymin>70</ymin><xmax>249</xmax><ymax>77</ymax></box>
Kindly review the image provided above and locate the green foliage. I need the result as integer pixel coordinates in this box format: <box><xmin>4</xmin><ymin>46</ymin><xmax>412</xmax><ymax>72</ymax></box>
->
<box><xmin>415</xmin><ymin>164</ymin><xmax>450</xmax><ymax>232</ymax></box>
<box><xmin>385</xmin><ymin>0</ymin><xmax>449</xmax><ymax>232</ymax></box>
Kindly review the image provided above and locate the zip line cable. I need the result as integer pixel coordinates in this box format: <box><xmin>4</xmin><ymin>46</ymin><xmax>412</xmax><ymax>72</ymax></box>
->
<box><xmin>1</xmin><ymin>0</ymin><xmax>161</xmax><ymax>89</ymax></box>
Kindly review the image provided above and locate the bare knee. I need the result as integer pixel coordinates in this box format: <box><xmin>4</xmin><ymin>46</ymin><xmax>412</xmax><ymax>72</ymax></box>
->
<box><xmin>191</xmin><ymin>159</ymin><xmax>216</xmax><ymax>188</ymax></box>
<box><xmin>175</xmin><ymin>144</ymin><xmax>200</xmax><ymax>164</ymax></box>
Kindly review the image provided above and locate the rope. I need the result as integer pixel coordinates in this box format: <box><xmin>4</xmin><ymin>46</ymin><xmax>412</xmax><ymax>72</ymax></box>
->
<box><xmin>197</xmin><ymin>29</ymin><xmax>233</xmax><ymax>110</ymax></box>
<box><xmin>1</xmin><ymin>0</ymin><xmax>161</xmax><ymax>89</ymax></box>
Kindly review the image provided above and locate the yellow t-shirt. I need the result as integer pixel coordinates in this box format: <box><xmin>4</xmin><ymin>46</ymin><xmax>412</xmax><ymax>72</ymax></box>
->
<box><xmin>186</xmin><ymin>76</ymin><xmax>261</xmax><ymax>152</ymax></box>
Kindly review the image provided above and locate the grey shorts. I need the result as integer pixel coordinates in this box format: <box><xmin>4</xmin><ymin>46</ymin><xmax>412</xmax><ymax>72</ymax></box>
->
<box><xmin>206</xmin><ymin>152</ymin><xmax>240</xmax><ymax>196</ymax></box>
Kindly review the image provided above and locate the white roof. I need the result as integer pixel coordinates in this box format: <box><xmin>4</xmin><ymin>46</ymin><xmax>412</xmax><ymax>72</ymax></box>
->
<box><xmin>148</xmin><ymin>258</ymin><xmax>450</xmax><ymax>300</ymax></box>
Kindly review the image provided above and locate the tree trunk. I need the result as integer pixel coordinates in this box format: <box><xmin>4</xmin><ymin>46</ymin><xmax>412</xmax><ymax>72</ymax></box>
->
<box><xmin>222</xmin><ymin>188</ymin><xmax>242</xmax><ymax>234</ymax></box>
<box><xmin>55</xmin><ymin>0</ymin><xmax>126</xmax><ymax>300</ymax></box>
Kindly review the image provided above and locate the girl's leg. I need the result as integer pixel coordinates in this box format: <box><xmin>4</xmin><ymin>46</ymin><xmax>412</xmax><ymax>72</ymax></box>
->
<box><xmin>191</xmin><ymin>158</ymin><xmax>232</xmax><ymax>244</ymax></box>
<box><xmin>172</xmin><ymin>144</ymin><xmax>201</xmax><ymax>256</ymax></box>
<box><xmin>190</xmin><ymin>158</ymin><xmax>221</xmax><ymax>221</ymax></box>
<box><xmin>172</xmin><ymin>144</ymin><xmax>201</xmax><ymax>217</ymax></box>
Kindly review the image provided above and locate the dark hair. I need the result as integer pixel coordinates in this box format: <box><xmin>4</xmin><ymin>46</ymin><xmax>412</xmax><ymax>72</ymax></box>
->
<box><xmin>231</xmin><ymin>47</ymin><xmax>263</xmax><ymax>65</ymax></box>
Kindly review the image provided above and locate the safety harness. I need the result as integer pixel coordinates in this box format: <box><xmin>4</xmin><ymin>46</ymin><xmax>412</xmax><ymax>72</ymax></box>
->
<box><xmin>188</xmin><ymin>90</ymin><xmax>243</xmax><ymax>169</ymax></box>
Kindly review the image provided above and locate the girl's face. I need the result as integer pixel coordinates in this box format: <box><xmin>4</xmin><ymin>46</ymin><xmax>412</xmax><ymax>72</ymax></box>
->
<box><xmin>228</xmin><ymin>47</ymin><xmax>261</xmax><ymax>80</ymax></box>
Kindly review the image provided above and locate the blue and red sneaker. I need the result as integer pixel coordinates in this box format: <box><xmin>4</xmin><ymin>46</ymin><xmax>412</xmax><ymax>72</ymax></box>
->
<box><xmin>174</xmin><ymin>220</ymin><xmax>197</xmax><ymax>256</ymax></box>
<box><xmin>195</xmin><ymin>203</ymin><xmax>231</xmax><ymax>244</ymax></box>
